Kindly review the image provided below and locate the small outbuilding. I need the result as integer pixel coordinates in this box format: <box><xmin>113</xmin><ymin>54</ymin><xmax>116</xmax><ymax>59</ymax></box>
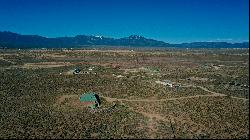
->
<box><xmin>79</xmin><ymin>92</ymin><xmax>100</xmax><ymax>109</ymax></box>
<box><xmin>73</xmin><ymin>68</ymin><xmax>81</xmax><ymax>74</ymax></box>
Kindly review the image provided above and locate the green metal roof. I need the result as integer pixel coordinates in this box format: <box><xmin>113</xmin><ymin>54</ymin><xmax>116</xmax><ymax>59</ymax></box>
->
<box><xmin>79</xmin><ymin>92</ymin><xmax>97</xmax><ymax>102</ymax></box>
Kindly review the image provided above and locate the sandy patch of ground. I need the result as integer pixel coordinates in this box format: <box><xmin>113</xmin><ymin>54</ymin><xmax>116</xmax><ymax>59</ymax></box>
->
<box><xmin>86</xmin><ymin>61</ymin><xmax>135</xmax><ymax>69</ymax></box>
<box><xmin>55</xmin><ymin>94</ymin><xmax>90</xmax><ymax>109</ymax></box>
<box><xmin>36</xmin><ymin>53</ymin><xmax>68</xmax><ymax>59</ymax></box>
<box><xmin>0</xmin><ymin>56</ymin><xmax>15</xmax><ymax>64</ymax></box>
<box><xmin>21</xmin><ymin>62</ymin><xmax>73</xmax><ymax>69</ymax></box>
<box><xmin>63</xmin><ymin>49</ymin><xmax>135</xmax><ymax>53</ymax></box>
<box><xmin>189</xmin><ymin>77</ymin><xmax>209</xmax><ymax>82</ymax></box>
<box><xmin>57</xmin><ymin>94</ymin><xmax>79</xmax><ymax>104</ymax></box>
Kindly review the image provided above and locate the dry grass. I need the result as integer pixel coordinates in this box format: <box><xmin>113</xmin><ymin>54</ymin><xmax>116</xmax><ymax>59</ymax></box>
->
<box><xmin>0</xmin><ymin>48</ymin><xmax>248</xmax><ymax>139</ymax></box>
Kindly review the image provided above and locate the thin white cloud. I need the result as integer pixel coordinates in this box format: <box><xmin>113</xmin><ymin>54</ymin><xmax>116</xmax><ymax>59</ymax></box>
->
<box><xmin>215</xmin><ymin>38</ymin><xmax>233</xmax><ymax>41</ymax></box>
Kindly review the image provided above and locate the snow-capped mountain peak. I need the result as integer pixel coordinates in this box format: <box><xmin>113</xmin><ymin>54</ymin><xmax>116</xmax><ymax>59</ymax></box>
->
<box><xmin>95</xmin><ymin>35</ymin><xmax>103</xmax><ymax>39</ymax></box>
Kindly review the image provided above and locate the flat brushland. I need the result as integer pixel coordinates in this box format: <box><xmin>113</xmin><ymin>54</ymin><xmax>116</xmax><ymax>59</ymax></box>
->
<box><xmin>0</xmin><ymin>48</ymin><xmax>249</xmax><ymax>139</ymax></box>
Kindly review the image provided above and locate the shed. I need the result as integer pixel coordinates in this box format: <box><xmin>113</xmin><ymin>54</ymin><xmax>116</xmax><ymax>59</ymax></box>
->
<box><xmin>73</xmin><ymin>68</ymin><xmax>81</xmax><ymax>74</ymax></box>
<box><xmin>79</xmin><ymin>92</ymin><xmax>100</xmax><ymax>109</ymax></box>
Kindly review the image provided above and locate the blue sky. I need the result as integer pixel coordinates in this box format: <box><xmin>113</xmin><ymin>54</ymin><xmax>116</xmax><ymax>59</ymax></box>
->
<box><xmin>0</xmin><ymin>0</ymin><xmax>249</xmax><ymax>43</ymax></box>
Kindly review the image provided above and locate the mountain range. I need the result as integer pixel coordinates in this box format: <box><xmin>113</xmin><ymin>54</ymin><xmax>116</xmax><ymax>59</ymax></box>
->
<box><xmin>0</xmin><ymin>31</ymin><xmax>248</xmax><ymax>48</ymax></box>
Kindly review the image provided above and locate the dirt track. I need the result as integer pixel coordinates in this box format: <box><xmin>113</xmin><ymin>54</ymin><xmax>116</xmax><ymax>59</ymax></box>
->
<box><xmin>102</xmin><ymin>85</ymin><xmax>249</xmax><ymax>102</ymax></box>
<box><xmin>57</xmin><ymin>85</ymin><xmax>248</xmax><ymax>106</ymax></box>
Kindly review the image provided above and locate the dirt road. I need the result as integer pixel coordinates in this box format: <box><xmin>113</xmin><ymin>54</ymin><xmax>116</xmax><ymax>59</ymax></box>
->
<box><xmin>102</xmin><ymin>85</ymin><xmax>248</xmax><ymax>102</ymax></box>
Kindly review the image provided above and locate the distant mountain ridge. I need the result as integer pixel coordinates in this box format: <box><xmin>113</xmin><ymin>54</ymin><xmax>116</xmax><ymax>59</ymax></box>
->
<box><xmin>0</xmin><ymin>31</ymin><xmax>248</xmax><ymax>48</ymax></box>
<box><xmin>173</xmin><ymin>42</ymin><xmax>249</xmax><ymax>48</ymax></box>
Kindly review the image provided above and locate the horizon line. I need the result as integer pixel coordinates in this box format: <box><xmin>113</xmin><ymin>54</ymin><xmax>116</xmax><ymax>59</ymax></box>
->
<box><xmin>1</xmin><ymin>30</ymin><xmax>249</xmax><ymax>44</ymax></box>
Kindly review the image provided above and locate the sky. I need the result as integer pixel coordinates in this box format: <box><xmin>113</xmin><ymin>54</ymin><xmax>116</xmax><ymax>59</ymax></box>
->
<box><xmin>0</xmin><ymin>0</ymin><xmax>249</xmax><ymax>43</ymax></box>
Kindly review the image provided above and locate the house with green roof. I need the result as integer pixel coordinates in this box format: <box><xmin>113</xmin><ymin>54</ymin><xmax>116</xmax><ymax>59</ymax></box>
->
<box><xmin>79</xmin><ymin>92</ymin><xmax>100</xmax><ymax>109</ymax></box>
